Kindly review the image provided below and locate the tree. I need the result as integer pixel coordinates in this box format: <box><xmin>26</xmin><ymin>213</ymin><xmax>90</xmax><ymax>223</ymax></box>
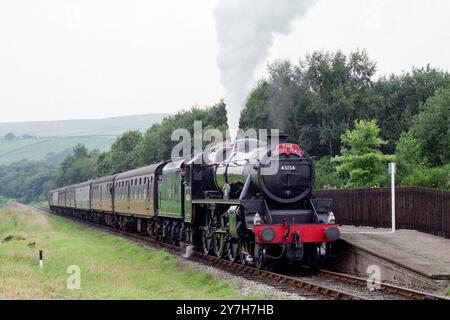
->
<box><xmin>411</xmin><ymin>87</ymin><xmax>450</xmax><ymax>166</ymax></box>
<box><xmin>314</xmin><ymin>156</ymin><xmax>344</xmax><ymax>189</ymax></box>
<box><xmin>53</xmin><ymin>144</ymin><xmax>98</xmax><ymax>187</ymax></box>
<box><xmin>395</xmin><ymin>131</ymin><xmax>423</xmax><ymax>184</ymax></box>
<box><xmin>4</xmin><ymin>133</ymin><xmax>16</xmax><ymax>141</ymax></box>
<box><xmin>97</xmin><ymin>131</ymin><xmax>143</xmax><ymax>175</ymax></box>
<box><xmin>401</xmin><ymin>165</ymin><xmax>449</xmax><ymax>189</ymax></box>
<box><xmin>73</xmin><ymin>144</ymin><xmax>89</xmax><ymax>159</ymax></box>
<box><xmin>0</xmin><ymin>159</ymin><xmax>57</xmax><ymax>203</ymax></box>
<box><xmin>333</xmin><ymin>120</ymin><xmax>394</xmax><ymax>188</ymax></box>
<box><xmin>368</xmin><ymin>66</ymin><xmax>450</xmax><ymax>152</ymax></box>
<box><xmin>239</xmin><ymin>50</ymin><xmax>378</xmax><ymax>157</ymax></box>
<box><xmin>134</xmin><ymin>101</ymin><xmax>228</xmax><ymax>165</ymax></box>
<box><xmin>239</xmin><ymin>80</ymin><xmax>271</xmax><ymax>130</ymax></box>
<box><xmin>240</xmin><ymin>52</ymin><xmax>449</xmax><ymax>158</ymax></box>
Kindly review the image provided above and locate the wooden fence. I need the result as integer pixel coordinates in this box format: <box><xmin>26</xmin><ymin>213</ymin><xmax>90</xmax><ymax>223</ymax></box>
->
<box><xmin>314</xmin><ymin>187</ymin><xmax>450</xmax><ymax>239</ymax></box>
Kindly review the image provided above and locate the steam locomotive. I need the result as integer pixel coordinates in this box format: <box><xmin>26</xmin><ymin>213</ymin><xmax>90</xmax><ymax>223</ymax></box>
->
<box><xmin>49</xmin><ymin>133</ymin><xmax>339</xmax><ymax>269</ymax></box>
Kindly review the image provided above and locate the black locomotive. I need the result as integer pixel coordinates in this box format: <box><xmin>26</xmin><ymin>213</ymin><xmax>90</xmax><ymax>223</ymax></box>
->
<box><xmin>49</xmin><ymin>133</ymin><xmax>339</xmax><ymax>269</ymax></box>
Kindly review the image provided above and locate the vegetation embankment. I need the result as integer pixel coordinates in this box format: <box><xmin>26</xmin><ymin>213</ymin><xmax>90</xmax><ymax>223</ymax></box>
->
<box><xmin>1</xmin><ymin>50</ymin><xmax>449</xmax><ymax>203</ymax></box>
<box><xmin>54</xmin><ymin>51</ymin><xmax>448</xmax><ymax>191</ymax></box>
<box><xmin>0</xmin><ymin>203</ymin><xmax>262</xmax><ymax>299</ymax></box>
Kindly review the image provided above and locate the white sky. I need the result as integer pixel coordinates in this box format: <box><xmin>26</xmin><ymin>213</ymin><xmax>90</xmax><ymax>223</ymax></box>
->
<box><xmin>1</xmin><ymin>0</ymin><xmax>449</xmax><ymax>123</ymax></box>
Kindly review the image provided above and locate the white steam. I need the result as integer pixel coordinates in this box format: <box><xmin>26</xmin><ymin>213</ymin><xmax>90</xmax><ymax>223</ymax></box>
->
<box><xmin>214</xmin><ymin>0</ymin><xmax>318</xmax><ymax>133</ymax></box>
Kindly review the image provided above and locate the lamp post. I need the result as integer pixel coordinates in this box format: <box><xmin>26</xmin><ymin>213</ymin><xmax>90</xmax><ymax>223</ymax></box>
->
<box><xmin>388</xmin><ymin>162</ymin><xmax>396</xmax><ymax>233</ymax></box>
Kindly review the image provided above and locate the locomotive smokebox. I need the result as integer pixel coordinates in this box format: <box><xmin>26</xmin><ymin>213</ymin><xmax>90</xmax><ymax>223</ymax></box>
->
<box><xmin>266</xmin><ymin>131</ymin><xmax>289</xmax><ymax>147</ymax></box>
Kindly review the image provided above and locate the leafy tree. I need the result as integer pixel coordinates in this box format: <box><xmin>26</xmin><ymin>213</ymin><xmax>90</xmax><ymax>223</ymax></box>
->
<box><xmin>411</xmin><ymin>87</ymin><xmax>450</xmax><ymax>166</ymax></box>
<box><xmin>239</xmin><ymin>80</ymin><xmax>271</xmax><ymax>130</ymax></box>
<box><xmin>402</xmin><ymin>165</ymin><xmax>449</xmax><ymax>190</ymax></box>
<box><xmin>96</xmin><ymin>151</ymin><xmax>114</xmax><ymax>176</ymax></box>
<box><xmin>4</xmin><ymin>133</ymin><xmax>16</xmax><ymax>141</ymax></box>
<box><xmin>134</xmin><ymin>101</ymin><xmax>228</xmax><ymax>165</ymax></box>
<box><xmin>333</xmin><ymin>120</ymin><xmax>394</xmax><ymax>188</ymax></box>
<box><xmin>240</xmin><ymin>52</ymin><xmax>449</xmax><ymax>159</ymax></box>
<box><xmin>313</xmin><ymin>156</ymin><xmax>344</xmax><ymax>189</ymax></box>
<box><xmin>0</xmin><ymin>159</ymin><xmax>57</xmax><ymax>203</ymax></box>
<box><xmin>395</xmin><ymin>131</ymin><xmax>423</xmax><ymax>184</ymax></box>
<box><xmin>73</xmin><ymin>143</ymin><xmax>89</xmax><ymax>159</ymax></box>
<box><xmin>240</xmin><ymin>50</ymin><xmax>378</xmax><ymax>157</ymax></box>
<box><xmin>53</xmin><ymin>144</ymin><xmax>99</xmax><ymax>187</ymax></box>
<box><xmin>368</xmin><ymin>66</ymin><xmax>450</xmax><ymax>152</ymax></box>
<box><xmin>97</xmin><ymin>131</ymin><xmax>143</xmax><ymax>175</ymax></box>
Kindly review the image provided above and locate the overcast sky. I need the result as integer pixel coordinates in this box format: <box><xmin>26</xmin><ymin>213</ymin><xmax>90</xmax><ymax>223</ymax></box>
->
<box><xmin>1</xmin><ymin>0</ymin><xmax>449</xmax><ymax>123</ymax></box>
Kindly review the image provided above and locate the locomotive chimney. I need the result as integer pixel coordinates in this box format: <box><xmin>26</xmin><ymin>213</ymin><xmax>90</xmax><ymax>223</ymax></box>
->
<box><xmin>267</xmin><ymin>131</ymin><xmax>289</xmax><ymax>147</ymax></box>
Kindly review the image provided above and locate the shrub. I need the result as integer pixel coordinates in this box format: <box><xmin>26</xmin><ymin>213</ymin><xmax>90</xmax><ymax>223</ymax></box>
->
<box><xmin>401</xmin><ymin>165</ymin><xmax>449</xmax><ymax>190</ymax></box>
<box><xmin>314</xmin><ymin>157</ymin><xmax>344</xmax><ymax>189</ymax></box>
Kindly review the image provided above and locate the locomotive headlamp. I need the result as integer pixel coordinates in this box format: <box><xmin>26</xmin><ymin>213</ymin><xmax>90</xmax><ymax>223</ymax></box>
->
<box><xmin>260</xmin><ymin>227</ymin><xmax>276</xmax><ymax>242</ymax></box>
<box><xmin>325</xmin><ymin>227</ymin><xmax>340</xmax><ymax>241</ymax></box>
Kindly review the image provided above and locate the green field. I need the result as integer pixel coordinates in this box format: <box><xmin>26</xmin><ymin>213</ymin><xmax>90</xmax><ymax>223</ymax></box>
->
<box><xmin>0</xmin><ymin>203</ymin><xmax>264</xmax><ymax>299</ymax></box>
<box><xmin>0</xmin><ymin>113</ymin><xmax>169</xmax><ymax>165</ymax></box>
<box><xmin>0</xmin><ymin>136</ymin><xmax>116</xmax><ymax>165</ymax></box>
<box><xmin>0</xmin><ymin>113</ymin><xmax>168</xmax><ymax>137</ymax></box>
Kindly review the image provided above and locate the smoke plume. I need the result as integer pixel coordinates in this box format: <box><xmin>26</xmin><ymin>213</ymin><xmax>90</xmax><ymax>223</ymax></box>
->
<box><xmin>214</xmin><ymin>0</ymin><xmax>318</xmax><ymax>133</ymax></box>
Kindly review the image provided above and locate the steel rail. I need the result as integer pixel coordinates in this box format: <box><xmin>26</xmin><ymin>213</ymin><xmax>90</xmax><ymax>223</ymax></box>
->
<box><xmin>315</xmin><ymin>269</ymin><xmax>448</xmax><ymax>300</ymax></box>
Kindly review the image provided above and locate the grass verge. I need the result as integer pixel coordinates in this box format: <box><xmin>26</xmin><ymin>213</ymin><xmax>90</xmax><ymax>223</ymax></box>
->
<box><xmin>0</xmin><ymin>203</ymin><xmax>262</xmax><ymax>299</ymax></box>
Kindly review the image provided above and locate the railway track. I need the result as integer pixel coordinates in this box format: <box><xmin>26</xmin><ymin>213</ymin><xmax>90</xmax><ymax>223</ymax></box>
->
<box><xmin>31</xmin><ymin>204</ymin><xmax>449</xmax><ymax>301</ymax></box>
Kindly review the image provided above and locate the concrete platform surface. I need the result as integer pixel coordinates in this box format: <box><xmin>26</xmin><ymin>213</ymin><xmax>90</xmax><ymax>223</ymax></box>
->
<box><xmin>339</xmin><ymin>226</ymin><xmax>450</xmax><ymax>279</ymax></box>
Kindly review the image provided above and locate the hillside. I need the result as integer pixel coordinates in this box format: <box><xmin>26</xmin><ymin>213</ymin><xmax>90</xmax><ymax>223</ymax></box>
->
<box><xmin>0</xmin><ymin>113</ymin><xmax>169</xmax><ymax>165</ymax></box>
<box><xmin>0</xmin><ymin>136</ymin><xmax>118</xmax><ymax>165</ymax></box>
<box><xmin>0</xmin><ymin>113</ymin><xmax>168</xmax><ymax>137</ymax></box>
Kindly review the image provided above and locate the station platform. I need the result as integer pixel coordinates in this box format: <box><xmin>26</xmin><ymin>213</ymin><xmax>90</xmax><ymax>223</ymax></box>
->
<box><xmin>338</xmin><ymin>226</ymin><xmax>450</xmax><ymax>281</ymax></box>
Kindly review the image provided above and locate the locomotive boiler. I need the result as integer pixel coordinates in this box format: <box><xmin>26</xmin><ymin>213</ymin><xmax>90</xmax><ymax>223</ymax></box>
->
<box><xmin>185</xmin><ymin>133</ymin><xmax>339</xmax><ymax>268</ymax></box>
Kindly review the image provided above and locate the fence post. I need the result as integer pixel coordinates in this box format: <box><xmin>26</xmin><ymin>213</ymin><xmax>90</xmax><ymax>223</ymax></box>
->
<box><xmin>388</xmin><ymin>163</ymin><xmax>396</xmax><ymax>232</ymax></box>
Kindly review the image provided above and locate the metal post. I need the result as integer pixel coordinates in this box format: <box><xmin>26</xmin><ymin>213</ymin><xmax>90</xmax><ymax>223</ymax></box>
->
<box><xmin>39</xmin><ymin>250</ymin><xmax>43</xmax><ymax>270</ymax></box>
<box><xmin>388</xmin><ymin>163</ymin><xmax>396</xmax><ymax>232</ymax></box>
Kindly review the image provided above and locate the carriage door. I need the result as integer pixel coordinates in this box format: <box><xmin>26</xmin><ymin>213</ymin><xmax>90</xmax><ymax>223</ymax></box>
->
<box><xmin>147</xmin><ymin>174</ymin><xmax>155</xmax><ymax>215</ymax></box>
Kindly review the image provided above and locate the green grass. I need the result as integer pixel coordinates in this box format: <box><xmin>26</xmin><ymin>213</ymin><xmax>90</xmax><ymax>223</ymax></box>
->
<box><xmin>0</xmin><ymin>136</ymin><xmax>116</xmax><ymax>165</ymax></box>
<box><xmin>444</xmin><ymin>287</ymin><xmax>450</xmax><ymax>296</ymax></box>
<box><xmin>0</xmin><ymin>196</ymin><xmax>8</xmax><ymax>206</ymax></box>
<box><xmin>0</xmin><ymin>203</ymin><xmax>264</xmax><ymax>300</ymax></box>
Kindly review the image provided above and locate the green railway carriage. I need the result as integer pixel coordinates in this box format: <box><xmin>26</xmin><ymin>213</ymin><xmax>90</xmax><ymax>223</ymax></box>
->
<box><xmin>158</xmin><ymin>158</ymin><xmax>187</xmax><ymax>220</ymax></box>
<box><xmin>91</xmin><ymin>174</ymin><xmax>116</xmax><ymax>212</ymax></box>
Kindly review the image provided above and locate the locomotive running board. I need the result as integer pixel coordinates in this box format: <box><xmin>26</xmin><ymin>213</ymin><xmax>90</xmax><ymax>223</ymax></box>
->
<box><xmin>192</xmin><ymin>199</ymin><xmax>241</xmax><ymax>205</ymax></box>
